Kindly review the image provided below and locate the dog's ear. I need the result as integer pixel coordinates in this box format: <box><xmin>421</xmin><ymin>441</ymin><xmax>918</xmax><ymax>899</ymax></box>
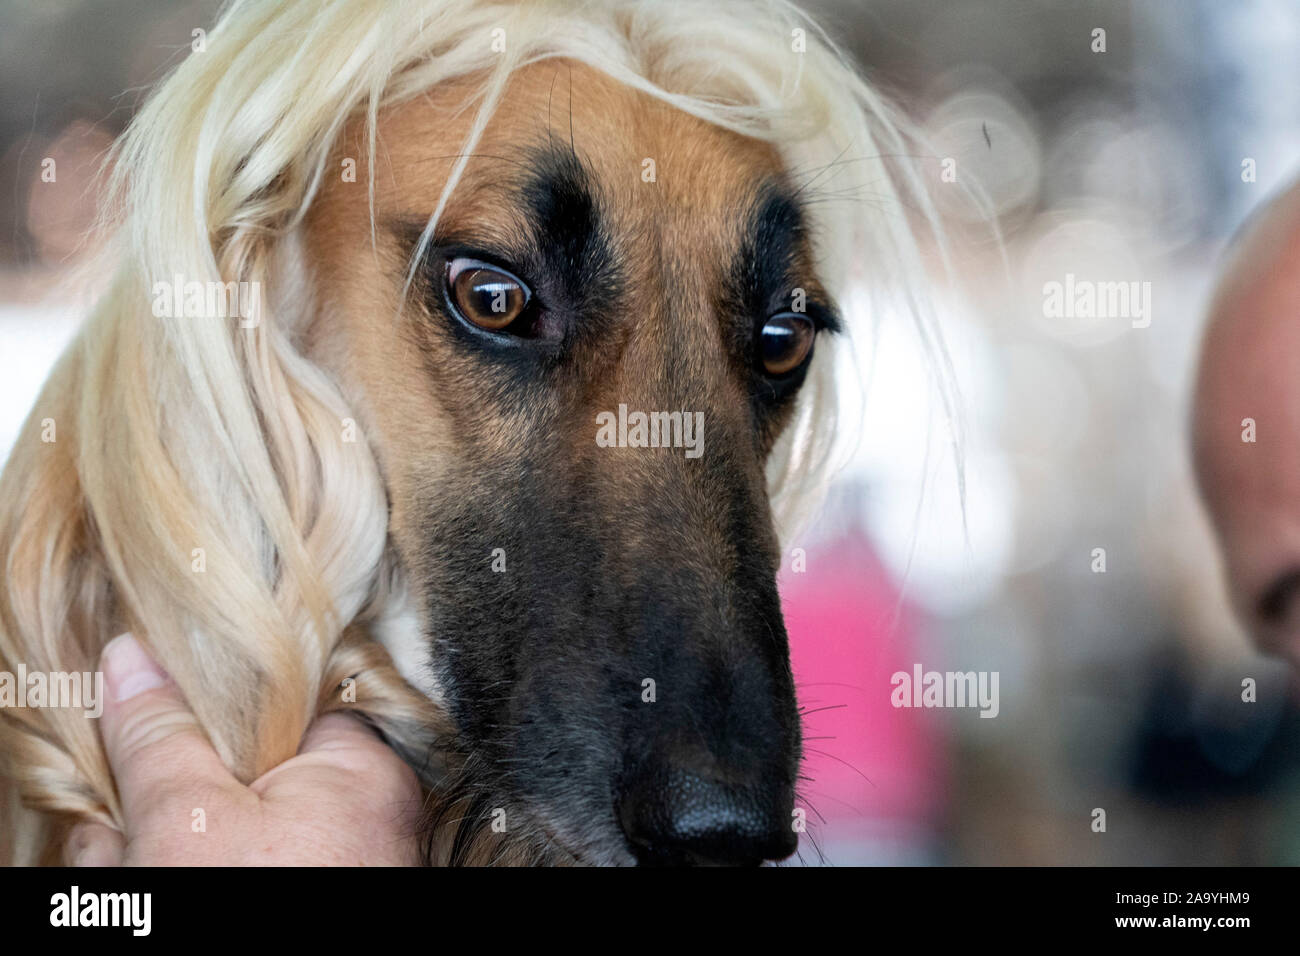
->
<box><xmin>0</xmin><ymin>218</ymin><xmax>426</xmax><ymax>853</ymax></box>
<box><xmin>0</xmin><ymin>0</ymin><xmax>479</xmax><ymax>864</ymax></box>
<box><xmin>0</xmin><ymin>340</ymin><xmax>121</xmax><ymax>853</ymax></box>
<box><xmin>0</xmin><ymin>85</ymin><xmax>402</xmax><ymax>861</ymax></box>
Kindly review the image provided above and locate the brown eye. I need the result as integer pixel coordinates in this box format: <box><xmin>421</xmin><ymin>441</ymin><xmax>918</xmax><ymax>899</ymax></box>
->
<box><xmin>446</xmin><ymin>257</ymin><xmax>530</xmax><ymax>331</ymax></box>
<box><xmin>759</xmin><ymin>312</ymin><xmax>815</xmax><ymax>376</ymax></box>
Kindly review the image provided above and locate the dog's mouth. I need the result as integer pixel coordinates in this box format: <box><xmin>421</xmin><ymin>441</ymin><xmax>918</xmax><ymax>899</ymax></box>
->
<box><xmin>419</xmin><ymin>745</ymin><xmax>799</xmax><ymax>867</ymax></box>
<box><xmin>531</xmin><ymin>766</ymin><xmax>801</xmax><ymax>867</ymax></box>
<box><xmin>525</xmin><ymin>803</ymin><xmax>796</xmax><ymax>868</ymax></box>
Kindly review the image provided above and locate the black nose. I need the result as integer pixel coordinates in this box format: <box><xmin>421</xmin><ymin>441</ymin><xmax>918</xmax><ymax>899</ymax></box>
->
<box><xmin>617</xmin><ymin>764</ymin><xmax>798</xmax><ymax>866</ymax></box>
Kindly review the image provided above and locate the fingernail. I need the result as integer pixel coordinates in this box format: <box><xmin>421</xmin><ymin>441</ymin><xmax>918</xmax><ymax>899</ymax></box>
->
<box><xmin>102</xmin><ymin>633</ymin><xmax>168</xmax><ymax>703</ymax></box>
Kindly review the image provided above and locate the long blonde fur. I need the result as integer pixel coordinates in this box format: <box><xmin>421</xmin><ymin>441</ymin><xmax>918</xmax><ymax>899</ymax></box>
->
<box><xmin>0</xmin><ymin>0</ymin><xmax>953</xmax><ymax>865</ymax></box>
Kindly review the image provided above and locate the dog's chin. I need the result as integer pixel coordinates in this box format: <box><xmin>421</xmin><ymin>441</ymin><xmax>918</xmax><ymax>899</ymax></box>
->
<box><xmin>424</xmin><ymin>780</ymin><xmax>637</xmax><ymax>866</ymax></box>
<box><xmin>526</xmin><ymin>810</ymin><xmax>639</xmax><ymax>867</ymax></box>
<box><xmin>552</xmin><ymin>838</ymin><xmax>639</xmax><ymax>867</ymax></box>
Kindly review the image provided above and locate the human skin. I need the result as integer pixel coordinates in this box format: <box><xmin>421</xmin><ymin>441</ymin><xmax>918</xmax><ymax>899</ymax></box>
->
<box><xmin>1193</xmin><ymin>177</ymin><xmax>1300</xmax><ymax>671</ymax></box>
<box><xmin>65</xmin><ymin>634</ymin><xmax>422</xmax><ymax>866</ymax></box>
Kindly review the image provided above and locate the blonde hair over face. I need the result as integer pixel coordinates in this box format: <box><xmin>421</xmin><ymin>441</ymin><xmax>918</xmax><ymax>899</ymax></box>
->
<box><xmin>0</xmin><ymin>0</ymin><xmax>957</xmax><ymax>864</ymax></box>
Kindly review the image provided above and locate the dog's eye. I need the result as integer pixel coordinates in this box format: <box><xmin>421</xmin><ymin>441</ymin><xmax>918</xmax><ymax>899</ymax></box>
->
<box><xmin>759</xmin><ymin>312</ymin><xmax>815</xmax><ymax>376</ymax></box>
<box><xmin>446</xmin><ymin>257</ymin><xmax>531</xmax><ymax>331</ymax></box>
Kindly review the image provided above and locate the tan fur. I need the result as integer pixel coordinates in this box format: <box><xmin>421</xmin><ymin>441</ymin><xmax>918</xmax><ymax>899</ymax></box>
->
<box><xmin>306</xmin><ymin>61</ymin><xmax>824</xmax><ymax>589</ymax></box>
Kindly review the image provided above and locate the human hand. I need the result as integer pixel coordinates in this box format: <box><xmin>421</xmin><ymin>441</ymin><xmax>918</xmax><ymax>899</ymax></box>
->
<box><xmin>64</xmin><ymin>633</ymin><xmax>422</xmax><ymax>866</ymax></box>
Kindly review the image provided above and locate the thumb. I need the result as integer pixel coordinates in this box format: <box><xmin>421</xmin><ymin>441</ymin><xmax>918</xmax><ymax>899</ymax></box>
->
<box><xmin>98</xmin><ymin>633</ymin><xmax>239</xmax><ymax>829</ymax></box>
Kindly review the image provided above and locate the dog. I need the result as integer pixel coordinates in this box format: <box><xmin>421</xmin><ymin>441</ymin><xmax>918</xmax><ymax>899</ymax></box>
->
<box><xmin>0</xmin><ymin>0</ymin><xmax>951</xmax><ymax>865</ymax></box>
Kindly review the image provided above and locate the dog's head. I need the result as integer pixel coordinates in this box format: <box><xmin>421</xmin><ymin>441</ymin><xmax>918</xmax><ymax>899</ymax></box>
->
<box><xmin>307</xmin><ymin>62</ymin><xmax>839</xmax><ymax>865</ymax></box>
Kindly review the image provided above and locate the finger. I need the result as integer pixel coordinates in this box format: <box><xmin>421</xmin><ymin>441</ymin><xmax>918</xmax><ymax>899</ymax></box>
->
<box><xmin>297</xmin><ymin>712</ymin><xmax>387</xmax><ymax>756</ymax></box>
<box><xmin>252</xmin><ymin>712</ymin><xmax>395</xmax><ymax>792</ymax></box>
<box><xmin>64</xmin><ymin>821</ymin><xmax>125</xmax><ymax>867</ymax></box>
<box><xmin>98</xmin><ymin>633</ymin><xmax>240</xmax><ymax>827</ymax></box>
<box><xmin>254</xmin><ymin>711</ymin><xmax>415</xmax><ymax>801</ymax></box>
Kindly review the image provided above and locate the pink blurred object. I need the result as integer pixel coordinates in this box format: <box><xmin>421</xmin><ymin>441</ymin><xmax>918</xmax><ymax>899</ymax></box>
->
<box><xmin>779</xmin><ymin>529</ymin><xmax>947</xmax><ymax>864</ymax></box>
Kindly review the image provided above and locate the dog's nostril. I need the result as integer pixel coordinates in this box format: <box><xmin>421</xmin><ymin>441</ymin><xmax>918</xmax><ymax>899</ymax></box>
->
<box><xmin>617</xmin><ymin>767</ymin><xmax>798</xmax><ymax>866</ymax></box>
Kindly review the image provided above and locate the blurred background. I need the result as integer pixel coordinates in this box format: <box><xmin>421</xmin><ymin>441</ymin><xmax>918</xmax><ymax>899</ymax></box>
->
<box><xmin>2</xmin><ymin>0</ymin><xmax>1298</xmax><ymax>864</ymax></box>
